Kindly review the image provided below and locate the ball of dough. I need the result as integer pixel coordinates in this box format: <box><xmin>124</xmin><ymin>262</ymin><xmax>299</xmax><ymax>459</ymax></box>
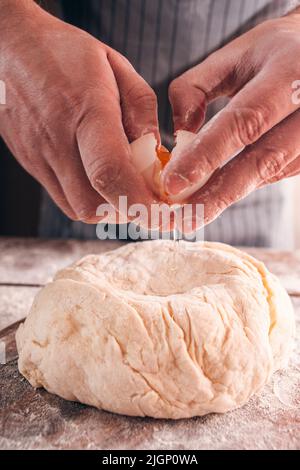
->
<box><xmin>16</xmin><ymin>241</ymin><xmax>295</xmax><ymax>419</ymax></box>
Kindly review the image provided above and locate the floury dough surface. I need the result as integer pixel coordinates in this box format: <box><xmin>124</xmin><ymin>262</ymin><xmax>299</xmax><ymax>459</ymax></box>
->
<box><xmin>16</xmin><ymin>241</ymin><xmax>295</xmax><ymax>419</ymax></box>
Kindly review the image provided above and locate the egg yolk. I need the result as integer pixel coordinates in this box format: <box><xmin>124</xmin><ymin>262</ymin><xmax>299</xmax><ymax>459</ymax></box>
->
<box><xmin>156</xmin><ymin>145</ymin><xmax>171</xmax><ymax>168</ymax></box>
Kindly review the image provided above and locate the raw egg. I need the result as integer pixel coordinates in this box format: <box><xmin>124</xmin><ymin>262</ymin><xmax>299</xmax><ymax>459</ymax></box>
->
<box><xmin>130</xmin><ymin>130</ymin><xmax>213</xmax><ymax>204</ymax></box>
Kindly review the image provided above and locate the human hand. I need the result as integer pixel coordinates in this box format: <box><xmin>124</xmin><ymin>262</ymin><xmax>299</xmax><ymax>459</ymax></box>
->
<box><xmin>0</xmin><ymin>0</ymin><xmax>159</xmax><ymax>223</ymax></box>
<box><xmin>163</xmin><ymin>10</ymin><xmax>300</xmax><ymax>226</ymax></box>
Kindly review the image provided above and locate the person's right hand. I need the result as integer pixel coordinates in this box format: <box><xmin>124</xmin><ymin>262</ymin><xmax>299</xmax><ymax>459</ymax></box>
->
<box><xmin>0</xmin><ymin>0</ymin><xmax>159</xmax><ymax>223</ymax></box>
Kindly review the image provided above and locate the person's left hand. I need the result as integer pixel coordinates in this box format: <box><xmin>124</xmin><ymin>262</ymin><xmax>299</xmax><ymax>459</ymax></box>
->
<box><xmin>162</xmin><ymin>10</ymin><xmax>300</xmax><ymax>227</ymax></box>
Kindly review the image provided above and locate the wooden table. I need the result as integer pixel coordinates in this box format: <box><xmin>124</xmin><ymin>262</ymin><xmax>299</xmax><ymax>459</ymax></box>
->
<box><xmin>0</xmin><ymin>238</ymin><xmax>299</xmax><ymax>450</ymax></box>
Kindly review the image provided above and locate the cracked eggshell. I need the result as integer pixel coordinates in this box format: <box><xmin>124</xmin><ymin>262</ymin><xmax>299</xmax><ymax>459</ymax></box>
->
<box><xmin>130</xmin><ymin>133</ymin><xmax>161</xmax><ymax>195</ymax></box>
<box><xmin>16</xmin><ymin>240</ymin><xmax>295</xmax><ymax>419</ymax></box>
<box><xmin>130</xmin><ymin>131</ymin><xmax>214</xmax><ymax>204</ymax></box>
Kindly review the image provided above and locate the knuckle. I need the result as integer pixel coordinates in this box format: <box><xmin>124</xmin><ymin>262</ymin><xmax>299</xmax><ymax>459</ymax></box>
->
<box><xmin>216</xmin><ymin>194</ymin><xmax>233</xmax><ymax>212</ymax></box>
<box><xmin>255</xmin><ymin>147</ymin><xmax>287</xmax><ymax>183</ymax></box>
<box><xmin>73</xmin><ymin>200</ymin><xmax>97</xmax><ymax>223</ymax></box>
<box><xmin>168</xmin><ymin>77</ymin><xmax>184</xmax><ymax>100</ymax></box>
<box><xmin>204</xmin><ymin>195</ymin><xmax>229</xmax><ymax>224</ymax></box>
<box><xmin>76</xmin><ymin>205</ymin><xmax>97</xmax><ymax>222</ymax></box>
<box><xmin>126</xmin><ymin>83</ymin><xmax>156</xmax><ymax>110</ymax></box>
<box><xmin>88</xmin><ymin>160</ymin><xmax>122</xmax><ymax>192</ymax></box>
<box><xmin>264</xmin><ymin>175</ymin><xmax>280</xmax><ymax>185</ymax></box>
<box><xmin>232</xmin><ymin>107</ymin><xmax>268</xmax><ymax>146</ymax></box>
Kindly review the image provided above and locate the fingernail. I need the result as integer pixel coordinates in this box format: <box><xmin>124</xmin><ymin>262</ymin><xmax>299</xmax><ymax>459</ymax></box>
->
<box><xmin>165</xmin><ymin>173</ymin><xmax>190</xmax><ymax>196</ymax></box>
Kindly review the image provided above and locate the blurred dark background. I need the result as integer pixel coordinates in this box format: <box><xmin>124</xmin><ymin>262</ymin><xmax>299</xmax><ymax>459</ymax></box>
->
<box><xmin>0</xmin><ymin>139</ymin><xmax>41</xmax><ymax>236</ymax></box>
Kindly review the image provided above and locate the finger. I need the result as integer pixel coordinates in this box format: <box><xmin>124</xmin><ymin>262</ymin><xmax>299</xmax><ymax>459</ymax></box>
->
<box><xmin>38</xmin><ymin>164</ymin><xmax>78</xmax><ymax>220</ymax></box>
<box><xmin>51</xmin><ymin>152</ymin><xmax>130</xmax><ymax>225</ymax></box>
<box><xmin>49</xmin><ymin>145</ymin><xmax>107</xmax><ymax>223</ymax></box>
<box><xmin>163</xmin><ymin>67</ymin><xmax>299</xmax><ymax>197</ymax></box>
<box><xmin>169</xmin><ymin>46</ymin><xmax>242</xmax><ymax>133</ymax></box>
<box><xmin>76</xmin><ymin>91</ymin><xmax>158</xmax><ymax>220</ymax></box>
<box><xmin>107</xmin><ymin>49</ymin><xmax>160</xmax><ymax>143</ymax></box>
<box><xmin>189</xmin><ymin>109</ymin><xmax>300</xmax><ymax>227</ymax></box>
<box><xmin>259</xmin><ymin>156</ymin><xmax>300</xmax><ymax>186</ymax></box>
<box><xmin>55</xmin><ymin>153</ymin><xmax>130</xmax><ymax>225</ymax></box>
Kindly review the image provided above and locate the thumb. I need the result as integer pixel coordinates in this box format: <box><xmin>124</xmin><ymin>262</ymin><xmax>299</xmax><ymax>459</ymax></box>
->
<box><xmin>169</xmin><ymin>47</ymin><xmax>243</xmax><ymax>133</ymax></box>
<box><xmin>108</xmin><ymin>49</ymin><xmax>160</xmax><ymax>143</ymax></box>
